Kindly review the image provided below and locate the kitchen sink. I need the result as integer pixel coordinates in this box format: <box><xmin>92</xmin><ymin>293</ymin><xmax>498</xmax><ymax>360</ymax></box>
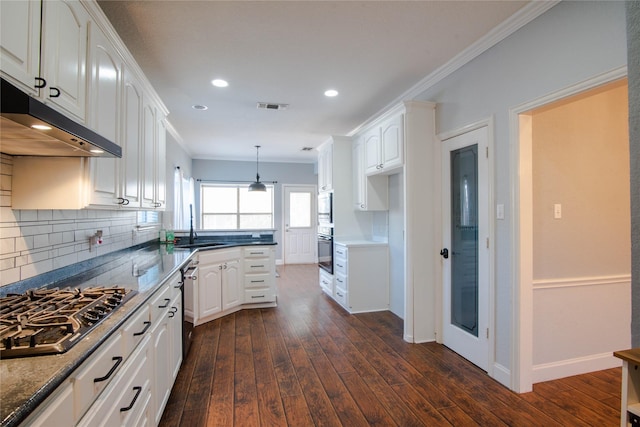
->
<box><xmin>173</xmin><ymin>241</ymin><xmax>231</xmax><ymax>249</ymax></box>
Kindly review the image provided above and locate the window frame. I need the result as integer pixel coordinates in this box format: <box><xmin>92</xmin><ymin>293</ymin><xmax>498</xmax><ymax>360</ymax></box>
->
<box><xmin>200</xmin><ymin>183</ymin><xmax>275</xmax><ymax>230</ymax></box>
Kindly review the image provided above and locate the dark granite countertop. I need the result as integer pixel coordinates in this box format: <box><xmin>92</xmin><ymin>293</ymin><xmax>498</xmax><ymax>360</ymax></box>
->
<box><xmin>0</xmin><ymin>243</ymin><xmax>194</xmax><ymax>427</ymax></box>
<box><xmin>0</xmin><ymin>237</ymin><xmax>277</xmax><ymax>427</ymax></box>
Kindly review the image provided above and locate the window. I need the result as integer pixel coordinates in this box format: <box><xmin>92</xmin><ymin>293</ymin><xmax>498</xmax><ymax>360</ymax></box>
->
<box><xmin>200</xmin><ymin>184</ymin><xmax>274</xmax><ymax>230</ymax></box>
<box><xmin>137</xmin><ymin>211</ymin><xmax>159</xmax><ymax>225</ymax></box>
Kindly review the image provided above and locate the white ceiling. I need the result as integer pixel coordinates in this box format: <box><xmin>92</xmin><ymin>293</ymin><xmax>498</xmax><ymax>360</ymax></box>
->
<box><xmin>97</xmin><ymin>1</ymin><xmax>529</xmax><ymax>163</ymax></box>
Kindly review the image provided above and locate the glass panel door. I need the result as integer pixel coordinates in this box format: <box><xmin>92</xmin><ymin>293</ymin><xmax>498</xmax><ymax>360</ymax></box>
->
<box><xmin>450</xmin><ymin>145</ymin><xmax>478</xmax><ymax>336</ymax></box>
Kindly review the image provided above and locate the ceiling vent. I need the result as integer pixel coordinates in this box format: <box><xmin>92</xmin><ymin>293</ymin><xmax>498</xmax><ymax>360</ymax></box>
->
<box><xmin>257</xmin><ymin>102</ymin><xmax>289</xmax><ymax>111</ymax></box>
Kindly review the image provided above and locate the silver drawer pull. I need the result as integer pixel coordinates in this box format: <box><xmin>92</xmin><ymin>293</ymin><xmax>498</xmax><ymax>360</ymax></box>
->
<box><xmin>251</xmin><ymin>265</ymin><xmax>265</xmax><ymax>268</ymax></box>
<box><xmin>251</xmin><ymin>295</ymin><xmax>265</xmax><ymax>299</ymax></box>
<box><xmin>336</xmin><ymin>264</ymin><xmax>344</xmax><ymax>268</ymax></box>
<box><xmin>251</xmin><ymin>280</ymin><xmax>265</xmax><ymax>283</ymax></box>
<box><xmin>336</xmin><ymin>278</ymin><xmax>343</xmax><ymax>283</ymax></box>
<box><xmin>336</xmin><ymin>292</ymin><xmax>343</xmax><ymax>297</ymax></box>
<box><xmin>159</xmin><ymin>298</ymin><xmax>171</xmax><ymax>308</ymax></box>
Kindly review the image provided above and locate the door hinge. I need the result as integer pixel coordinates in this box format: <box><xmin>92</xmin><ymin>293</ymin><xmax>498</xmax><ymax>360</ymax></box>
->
<box><xmin>486</xmin><ymin>237</ymin><xmax>489</xmax><ymax>249</ymax></box>
<box><xmin>486</xmin><ymin>328</ymin><xmax>489</xmax><ymax>339</ymax></box>
<box><xmin>486</xmin><ymin>146</ymin><xmax>489</xmax><ymax>158</ymax></box>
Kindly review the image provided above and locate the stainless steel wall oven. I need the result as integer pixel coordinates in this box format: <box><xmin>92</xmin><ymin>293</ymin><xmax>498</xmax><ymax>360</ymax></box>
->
<box><xmin>318</xmin><ymin>226</ymin><xmax>333</xmax><ymax>274</ymax></box>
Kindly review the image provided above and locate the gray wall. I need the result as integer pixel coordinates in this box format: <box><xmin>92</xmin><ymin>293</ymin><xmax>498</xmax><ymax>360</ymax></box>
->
<box><xmin>628</xmin><ymin>1</ymin><xmax>640</xmax><ymax>348</ymax></box>
<box><xmin>413</xmin><ymin>1</ymin><xmax>627</xmax><ymax>371</ymax></box>
<box><xmin>192</xmin><ymin>159</ymin><xmax>317</xmax><ymax>260</ymax></box>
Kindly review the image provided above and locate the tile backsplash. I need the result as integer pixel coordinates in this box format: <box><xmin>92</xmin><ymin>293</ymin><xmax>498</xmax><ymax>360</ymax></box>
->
<box><xmin>0</xmin><ymin>154</ymin><xmax>160</xmax><ymax>287</ymax></box>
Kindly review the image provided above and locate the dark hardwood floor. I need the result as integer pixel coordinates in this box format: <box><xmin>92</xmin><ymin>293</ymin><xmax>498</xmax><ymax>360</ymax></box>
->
<box><xmin>160</xmin><ymin>264</ymin><xmax>622</xmax><ymax>426</ymax></box>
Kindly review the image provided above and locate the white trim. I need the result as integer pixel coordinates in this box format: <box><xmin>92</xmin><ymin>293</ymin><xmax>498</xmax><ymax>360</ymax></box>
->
<box><xmin>509</xmin><ymin>65</ymin><xmax>629</xmax><ymax>393</ymax></box>
<box><xmin>349</xmin><ymin>1</ymin><xmax>560</xmax><ymax>137</ymax></box>
<box><xmin>533</xmin><ymin>274</ymin><xmax>631</xmax><ymax>290</ymax></box>
<box><xmin>533</xmin><ymin>353</ymin><xmax>622</xmax><ymax>384</ymax></box>
<box><xmin>492</xmin><ymin>362</ymin><xmax>511</xmax><ymax>388</ymax></box>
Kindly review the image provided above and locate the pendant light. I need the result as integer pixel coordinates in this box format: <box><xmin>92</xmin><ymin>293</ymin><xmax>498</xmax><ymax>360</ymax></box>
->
<box><xmin>248</xmin><ymin>145</ymin><xmax>267</xmax><ymax>192</ymax></box>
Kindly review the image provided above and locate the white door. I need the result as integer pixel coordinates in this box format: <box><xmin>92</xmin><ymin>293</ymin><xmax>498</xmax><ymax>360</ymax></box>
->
<box><xmin>283</xmin><ymin>185</ymin><xmax>316</xmax><ymax>264</ymax></box>
<box><xmin>441</xmin><ymin>126</ymin><xmax>490</xmax><ymax>371</ymax></box>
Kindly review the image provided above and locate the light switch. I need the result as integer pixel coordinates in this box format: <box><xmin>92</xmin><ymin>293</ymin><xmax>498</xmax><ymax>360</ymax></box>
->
<box><xmin>496</xmin><ymin>204</ymin><xmax>504</xmax><ymax>220</ymax></box>
<box><xmin>554</xmin><ymin>204</ymin><xmax>562</xmax><ymax>219</ymax></box>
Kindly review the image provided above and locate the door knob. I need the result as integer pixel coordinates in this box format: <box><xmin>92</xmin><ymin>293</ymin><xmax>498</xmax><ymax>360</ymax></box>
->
<box><xmin>440</xmin><ymin>248</ymin><xmax>449</xmax><ymax>259</ymax></box>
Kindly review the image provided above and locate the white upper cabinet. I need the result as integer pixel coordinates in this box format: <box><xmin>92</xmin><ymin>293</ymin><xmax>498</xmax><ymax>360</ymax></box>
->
<box><xmin>365</xmin><ymin>113</ymin><xmax>404</xmax><ymax>175</ymax></box>
<box><xmin>1</xmin><ymin>0</ymin><xmax>90</xmax><ymax>121</ymax></box>
<box><xmin>0</xmin><ymin>0</ymin><xmax>41</xmax><ymax>92</ymax></box>
<box><xmin>87</xmin><ymin>22</ymin><xmax>123</xmax><ymax>207</ymax></box>
<box><xmin>318</xmin><ymin>142</ymin><xmax>333</xmax><ymax>192</ymax></box>
<box><xmin>353</xmin><ymin>139</ymin><xmax>388</xmax><ymax>211</ymax></box>
<box><xmin>40</xmin><ymin>0</ymin><xmax>90</xmax><ymax>121</ymax></box>
<box><xmin>121</xmin><ymin>69</ymin><xmax>144</xmax><ymax>208</ymax></box>
<box><xmin>141</xmin><ymin>101</ymin><xmax>167</xmax><ymax>210</ymax></box>
<box><xmin>6</xmin><ymin>0</ymin><xmax>169</xmax><ymax>211</ymax></box>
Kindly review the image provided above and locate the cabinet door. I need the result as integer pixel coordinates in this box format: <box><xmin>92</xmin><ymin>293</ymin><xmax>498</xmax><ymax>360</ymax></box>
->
<box><xmin>0</xmin><ymin>0</ymin><xmax>40</xmax><ymax>92</ymax></box>
<box><xmin>155</xmin><ymin>118</ymin><xmax>167</xmax><ymax>209</ymax></box>
<box><xmin>380</xmin><ymin>114</ymin><xmax>404</xmax><ymax>171</ymax></box>
<box><xmin>364</xmin><ymin>128</ymin><xmax>381</xmax><ymax>174</ymax></box>
<box><xmin>40</xmin><ymin>0</ymin><xmax>89</xmax><ymax>121</ymax></box>
<box><xmin>318</xmin><ymin>143</ymin><xmax>333</xmax><ymax>192</ymax></box>
<box><xmin>122</xmin><ymin>69</ymin><xmax>143</xmax><ymax>208</ymax></box>
<box><xmin>353</xmin><ymin>141</ymin><xmax>365</xmax><ymax>209</ymax></box>
<box><xmin>141</xmin><ymin>101</ymin><xmax>156</xmax><ymax>208</ymax></box>
<box><xmin>199</xmin><ymin>262</ymin><xmax>223</xmax><ymax>319</ymax></box>
<box><xmin>150</xmin><ymin>310</ymin><xmax>170</xmax><ymax>426</ymax></box>
<box><xmin>169</xmin><ymin>293</ymin><xmax>183</xmax><ymax>381</ymax></box>
<box><xmin>87</xmin><ymin>24</ymin><xmax>122</xmax><ymax>207</ymax></box>
<box><xmin>222</xmin><ymin>259</ymin><xmax>242</xmax><ymax>311</ymax></box>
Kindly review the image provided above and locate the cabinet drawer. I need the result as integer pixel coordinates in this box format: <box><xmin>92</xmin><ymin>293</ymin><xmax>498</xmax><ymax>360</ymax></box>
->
<box><xmin>244</xmin><ymin>247</ymin><xmax>272</xmax><ymax>258</ymax></box>
<box><xmin>335</xmin><ymin>273</ymin><xmax>348</xmax><ymax>292</ymax></box>
<box><xmin>244</xmin><ymin>273</ymin><xmax>273</xmax><ymax>289</ymax></box>
<box><xmin>244</xmin><ymin>258</ymin><xmax>270</xmax><ymax>274</ymax></box>
<box><xmin>149</xmin><ymin>284</ymin><xmax>171</xmax><ymax>324</ymax></box>
<box><xmin>72</xmin><ymin>332</ymin><xmax>123</xmax><ymax>421</ymax></box>
<box><xmin>78</xmin><ymin>337</ymin><xmax>151</xmax><ymax>427</ymax></box>
<box><xmin>334</xmin><ymin>257</ymin><xmax>347</xmax><ymax>276</ymax></box>
<box><xmin>121</xmin><ymin>304</ymin><xmax>150</xmax><ymax>357</ymax></box>
<box><xmin>334</xmin><ymin>245</ymin><xmax>347</xmax><ymax>258</ymax></box>
<box><xmin>334</xmin><ymin>287</ymin><xmax>348</xmax><ymax>306</ymax></box>
<box><xmin>245</xmin><ymin>288</ymin><xmax>276</xmax><ymax>303</ymax></box>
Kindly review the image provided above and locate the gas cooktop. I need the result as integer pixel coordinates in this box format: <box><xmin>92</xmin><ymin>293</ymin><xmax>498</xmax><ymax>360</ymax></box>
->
<box><xmin>0</xmin><ymin>286</ymin><xmax>136</xmax><ymax>358</ymax></box>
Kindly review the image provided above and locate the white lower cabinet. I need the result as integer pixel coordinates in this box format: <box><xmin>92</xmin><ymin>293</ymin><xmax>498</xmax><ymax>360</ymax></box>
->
<box><xmin>193</xmin><ymin>248</ymin><xmax>242</xmax><ymax>325</ymax></box>
<box><xmin>78</xmin><ymin>335</ymin><xmax>152</xmax><ymax>427</ymax></box>
<box><xmin>330</xmin><ymin>242</ymin><xmax>389</xmax><ymax>313</ymax></box>
<box><xmin>319</xmin><ymin>268</ymin><xmax>334</xmax><ymax>297</ymax></box>
<box><xmin>184</xmin><ymin>246</ymin><xmax>277</xmax><ymax>326</ymax></box>
<box><xmin>20</xmin><ymin>381</ymin><xmax>74</xmax><ymax>427</ymax></box>
<box><xmin>23</xmin><ymin>272</ymin><xmax>183</xmax><ymax>427</ymax></box>
<box><xmin>243</xmin><ymin>246</ymin><xmax>277</xmax><ymax>304</ymax></box>
<box><xmin>149</xmin><ymin>275</ymin><xmax>182</xmax><ymax>426</ymax></box>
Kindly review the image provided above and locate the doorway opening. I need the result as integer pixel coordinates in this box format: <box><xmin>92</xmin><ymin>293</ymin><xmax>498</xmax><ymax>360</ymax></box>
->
<box><xmin>512</xmin><ymin>69</ymin><xmax>630</xmax><ymax>392</ymax></box>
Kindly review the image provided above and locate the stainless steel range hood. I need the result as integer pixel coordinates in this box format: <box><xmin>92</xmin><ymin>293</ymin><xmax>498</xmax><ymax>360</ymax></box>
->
<box><xmin>0</xmin><ymin>78</ymin><xmax>122</xmax><ymax>158</ymax></box>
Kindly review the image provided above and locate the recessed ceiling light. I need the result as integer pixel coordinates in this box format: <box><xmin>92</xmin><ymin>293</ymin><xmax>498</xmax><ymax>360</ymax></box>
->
<box><xmin>31</xmin><ymin>124</ymin><xmax>52</xmax><ymax>130</ymax></box>
<box><xmin>211</xmin><ymin>79</ymin><xmax>228</xmax><ymax>88</ymax></box>
<box><xmin>192</xmin><ymin>104</ymin><xmax>208</xmax><ymax>110</ymax></box>
<box><xmin>324</xmin><ymin>89</ymin><xmax>339</xmax><ymax>97</ymax></box>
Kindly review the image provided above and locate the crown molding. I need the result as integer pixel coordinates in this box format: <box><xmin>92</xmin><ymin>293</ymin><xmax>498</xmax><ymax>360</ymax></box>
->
<box><xmin>352</xmin><ymin>1</ymin><xmax>561</xmax><ymax>136</ymax></box>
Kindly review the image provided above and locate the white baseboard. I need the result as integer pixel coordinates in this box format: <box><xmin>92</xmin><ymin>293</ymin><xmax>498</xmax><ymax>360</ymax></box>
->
<box><xmin>532</xmin><ymin>352</ymin><xmax>622</xmax><ymax>383</ymax></box>
<box><xmin>276</xmin><ymin>259</ymin><xmax>284</xmax><ymax>265</ymax></box>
